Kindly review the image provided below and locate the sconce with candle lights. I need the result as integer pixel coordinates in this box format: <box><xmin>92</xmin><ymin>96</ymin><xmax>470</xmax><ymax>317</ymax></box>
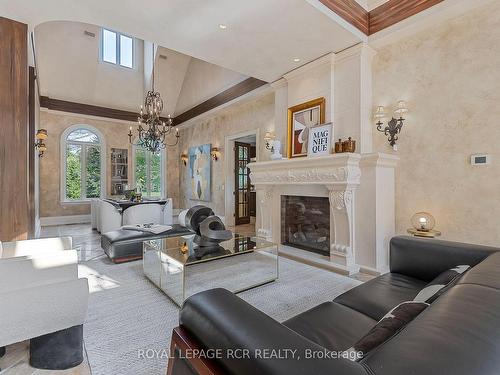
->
<box><xmin>211</xmin><ymin>147</ymin><xmax>221</xmax><ymax>162</ymax></box>
<box><xmin>374</xmin><ymin>100</ymin><xmax>408</xmax><ymax>151</ymax></box>
<box><xmin>35</xmin><ymin>129</ymin><xmax>48</xmax><ymax>157</ymax></box>
<box><xmin>181</xmin><ymin>153</ymin><xmax>188</xmax><ymax>166</ymax></box>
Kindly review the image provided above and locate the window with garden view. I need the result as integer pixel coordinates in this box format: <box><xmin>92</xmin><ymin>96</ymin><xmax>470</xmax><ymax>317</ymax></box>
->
<box><xmin>134</xmin><ymin>147</ymin><xmax>163</xmax><ymax>198</ymax></box>
<box><xmin>64</xmin><ymin>128</ymin><xmax>103</xmax><ymax>201</ymax></box>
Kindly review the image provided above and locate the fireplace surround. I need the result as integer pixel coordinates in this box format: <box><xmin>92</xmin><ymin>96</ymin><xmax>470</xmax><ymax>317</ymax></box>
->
<box><xmin>248</xmin><ymin>152</ymin><xmax>398</xmax><ymax>275</ymax></box>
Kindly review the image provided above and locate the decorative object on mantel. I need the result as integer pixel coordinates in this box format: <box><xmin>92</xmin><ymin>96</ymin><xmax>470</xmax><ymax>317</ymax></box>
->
<box><xmin>307</xmin><ymin>123</ymin><xmax>333</xmax><ymax>157</ymax></box>
<box><xmin>342</xmin><ymin>137</ymin><xmax>356</xmax><ymax>153</ymax></box>
<box><xmin>263</xmin><ymin>131</ymin><xmax>275</xmax><ymax>151</ymax></box>
<box><xmin>334</xmin><ymin>137</ymin><xmax>356</xmax><ymax>153</ymax></box>
<box><xmin>211</xmin><ymin>147</ymin><xmax>220</xmax><ymax>162</ymax></box>
<box><xmin>407</xmin><ymin>211</ymin><xmax>441</xmax><ymax>238</ymax></box>
<box><xmin>34</xmin><ymin>129</ymin><xmax>48</xmax><ymax>157</ymax></box>
<box><xmin>188</xmin><ymin>144</ymin><xmax>211</xmax><ymax>201</ymax></box>
<box><xmin>128</xmin><ymin>43</ymin><xmax>179</xmax><ymax>152</ymax></box>
<box><xmin>374</xmin><ymin>100</ymin><xmax>408</xmax><ymax>151</ymax></box>
<box><xmin>270</xmin><ymin>140</ymin><xmax>283</xmax><ymax>160</ymax></box>
<box><xmin>287</xmin><ymin>97</ymin><xmax>326</xmax><ymax>158</ymax></box>
<box><xmin>181</xmin><ymin>153</ymin><xmax>188</xmax><ymax>166</ymax></box>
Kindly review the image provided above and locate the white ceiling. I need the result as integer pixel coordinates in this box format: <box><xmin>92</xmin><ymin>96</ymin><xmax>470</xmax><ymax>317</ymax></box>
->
<box><xmin>1</xmin><ymin>0</ymin><xmax>362</xmax><ymax>82</ymax></box>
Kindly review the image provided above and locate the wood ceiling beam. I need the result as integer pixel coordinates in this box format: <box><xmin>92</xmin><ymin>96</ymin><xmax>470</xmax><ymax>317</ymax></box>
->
<box><xmin>319</xmin><ymin>0</ymin><xmax>445</xmax><ymax>35</ymax></box>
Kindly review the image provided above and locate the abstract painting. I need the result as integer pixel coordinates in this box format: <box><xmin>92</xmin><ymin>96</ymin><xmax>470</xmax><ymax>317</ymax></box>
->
<box><xmin>287</xmin><ymin>97</ymin><xmax>326</xmax><ymax>158</ymax></box>
<box><xmin>188</xmin><ymin>144</ymin><xmax>211</xmax><ymax>201</ymax></box>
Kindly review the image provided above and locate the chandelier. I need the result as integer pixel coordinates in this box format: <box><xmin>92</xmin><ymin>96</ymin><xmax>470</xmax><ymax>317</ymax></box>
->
<box><xmin>128</xmin><ymin>44</ymin><xmax>179</xmax><ymax>153</ymax></box>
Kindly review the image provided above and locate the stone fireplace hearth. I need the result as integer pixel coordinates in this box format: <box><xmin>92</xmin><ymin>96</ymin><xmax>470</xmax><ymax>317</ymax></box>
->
<box><xmin>248</xmin><ymin>153</ymin><xmax>398</xmax><ymax>275</ymax></box>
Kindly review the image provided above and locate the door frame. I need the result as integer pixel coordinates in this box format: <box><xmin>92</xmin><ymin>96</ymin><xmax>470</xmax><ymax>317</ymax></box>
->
<box><xmin>224</xmin><ymin>129</ymin><xmax>260</xmax><ymax>227</ymax></box>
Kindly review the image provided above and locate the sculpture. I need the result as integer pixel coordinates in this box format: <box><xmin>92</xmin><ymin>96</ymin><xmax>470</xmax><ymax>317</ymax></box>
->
<box><xmin>185</xmin><ymin>205</ymin><xmax>233</xmax><ymax>247</ymax></box>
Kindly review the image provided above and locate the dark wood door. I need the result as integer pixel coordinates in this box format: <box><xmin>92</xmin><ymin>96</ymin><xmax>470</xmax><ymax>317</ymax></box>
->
<box><xmin>234</xmin><ymin>142</ymin><xmax>251</xmax><ymax>225</ymax></box>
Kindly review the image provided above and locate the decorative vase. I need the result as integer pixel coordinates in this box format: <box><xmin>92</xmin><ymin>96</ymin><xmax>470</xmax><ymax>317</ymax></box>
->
<box><xmin>342</xmin><ymin>137</ymin><xmax>356</xmax><ymax>153</ymax></box>
<box><xmin>334</xmin><ymin>139</ymin><xmax>343</xmax><ymax>153</ymax></box>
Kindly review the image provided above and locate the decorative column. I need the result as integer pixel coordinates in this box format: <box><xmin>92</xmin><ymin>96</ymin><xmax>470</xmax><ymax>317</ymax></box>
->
<box><xmin>255</xmin><ymin>186</ymin><xmax>274</xmax><ymax>241</ymax></box>
<box><xmin>327</xmin><ymin>186</ymin><xmax>359</xmax><ymax>274</ymax></box>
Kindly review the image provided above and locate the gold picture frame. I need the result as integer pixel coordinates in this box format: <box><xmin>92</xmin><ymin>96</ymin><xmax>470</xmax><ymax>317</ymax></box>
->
<box><xmin>287</xmin><ymin>97</ymin><xmax>326</xmax><ymax>158</ymax></box>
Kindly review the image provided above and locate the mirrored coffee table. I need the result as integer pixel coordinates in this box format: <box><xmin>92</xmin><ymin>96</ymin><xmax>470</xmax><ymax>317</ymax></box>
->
<box><xmin>143</xmin><ymin>234</ymin><xmax>278</xmax><ymax>306</ymax></box>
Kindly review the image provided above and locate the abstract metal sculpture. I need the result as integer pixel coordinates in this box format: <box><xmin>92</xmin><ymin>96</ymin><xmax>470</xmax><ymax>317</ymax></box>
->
<box><xmin>185</xmin><ymin>206</ymin><xmax>232</xmax><ymax>247</ymax></box>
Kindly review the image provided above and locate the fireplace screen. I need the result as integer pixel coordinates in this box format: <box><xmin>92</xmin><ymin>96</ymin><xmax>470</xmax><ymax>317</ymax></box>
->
<box><xmin>281</xmin><ymin>195</ymin><xmax>330</xmax><ymax>256</ymax></box>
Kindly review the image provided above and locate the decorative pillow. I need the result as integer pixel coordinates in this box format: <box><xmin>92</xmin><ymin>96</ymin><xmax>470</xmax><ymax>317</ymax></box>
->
<box><xmin>413</xmin><ymin>265</ymin><xmax>470</xmax><ymax>303</ymax></box>
<box><xmin>347</xmin><ymin>301</ymin><xmax>429</xmax><ymax>361</ymax></box>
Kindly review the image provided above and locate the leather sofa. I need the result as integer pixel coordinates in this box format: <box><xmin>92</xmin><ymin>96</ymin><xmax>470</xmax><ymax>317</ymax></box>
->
<box><xmin>168</xmin><ymin>236</ymin><xmax>500</xmax><ymax>375</ymax></box>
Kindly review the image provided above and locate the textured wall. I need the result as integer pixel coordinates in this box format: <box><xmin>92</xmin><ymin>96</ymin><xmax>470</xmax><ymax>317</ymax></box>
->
<box><xmin>39</xmin><ymin>111</ymin><xmax>179</xmax><ymax>217</ymax></box>
<box><xmin>372</xmin><ymin>1</ymin><xmax>500</xmax><ymax>245</ymax></box>
<box><xmin>177</xmin><ymin>94</ymin><xmax>274</xmax><ymax>215</ymax></box>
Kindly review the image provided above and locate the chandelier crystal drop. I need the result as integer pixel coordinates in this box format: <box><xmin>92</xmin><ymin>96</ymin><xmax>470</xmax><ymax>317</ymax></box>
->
<box><xmin>129</xmin><ymin>43</ymin><xmax>179</xmax><ymax>153</ymax></box>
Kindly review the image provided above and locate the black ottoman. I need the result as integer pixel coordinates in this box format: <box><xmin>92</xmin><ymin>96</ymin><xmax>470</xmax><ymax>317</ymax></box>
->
<box><xmin>101</xmin><ymin>224</ymin><xmax>193</xmax><ymax>263</ymax></box>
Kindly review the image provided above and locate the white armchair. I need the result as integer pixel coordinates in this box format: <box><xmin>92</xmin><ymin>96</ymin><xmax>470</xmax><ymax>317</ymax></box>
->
<box><xmin>99</xmin><ymin>200</ymin><xmax>123</xmax><ymax>234</ymax></box>
<box><xmin>90</xmin><ymin>198</ymin><xmax>99</xmax><ymax>230</ymax></box>
<box><xmin>122</xmin><ymin>203</ymin><xmax>163</xmax><ymax>226</ymax></box>
<box><xmin>0</xmin><ymin>237</ymin><xmax>88</xmax><ymax>370</ymax></box>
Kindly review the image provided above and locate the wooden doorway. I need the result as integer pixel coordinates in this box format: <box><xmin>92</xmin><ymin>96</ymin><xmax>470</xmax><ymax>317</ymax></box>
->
<box><xmin>234</xmin><ymin>142</ymin><xmax>252</xmax><ymax>225</ymax></box>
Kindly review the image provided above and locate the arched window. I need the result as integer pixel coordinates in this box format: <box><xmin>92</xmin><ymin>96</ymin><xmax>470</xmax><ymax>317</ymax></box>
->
<box><xmin>61</xmin><ymin>125</ymin><xmax>105</xmax><ymax>202</ymax></box>
<box><xmin>132</xmin><ymin>144</ymin><xmax>165</xmax><ymax>198</ymax></box>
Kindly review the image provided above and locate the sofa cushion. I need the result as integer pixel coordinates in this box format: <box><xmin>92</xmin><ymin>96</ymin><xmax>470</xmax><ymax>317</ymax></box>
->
<box><xmin>283</xmin><ymin>302</ymin><xmax>377</xmax><ymax>351</ymax></box>
<box><xmin>458</xmin><ymin>252</ymin><xmax>500</xmax><ymax>290</ymax></box>
<box><xmin>334</xmin><ymin>273</ymin><xmax>427</xmax><ymax>320</ymax></box>
<box><xmin>349</xmin><ymin>301</ymin><xmax>428</xmax><ymax>360</ymax></box>
<box><xmin>361</xmin><ymin>284</ymin><xmax>500</xmax><ymax>375</ymax></box>
<box><xmin>414</xmin><ymin>265</ymin><xmax>469</xmax><ymax>303</ymax></box>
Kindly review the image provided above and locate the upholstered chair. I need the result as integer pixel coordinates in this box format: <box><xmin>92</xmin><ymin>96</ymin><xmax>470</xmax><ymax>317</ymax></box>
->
<box><xmin>122</xmin><ymin>204</ymin><xmax>163</xmax><ymax>226</ymax></box>
<box><xmin>99</xmin><ymin>200</ymin><xmax>123</xmax><ymax>234</ymax></box>
<box><xmin>0</xmin><ymin>238</ymin><xmax>88</xmax><ymax>370</ymax></box>
<box><xmin>90</xmin><ymin>198</ymin><xmax>99</xmax><ymax>230</ymax></box>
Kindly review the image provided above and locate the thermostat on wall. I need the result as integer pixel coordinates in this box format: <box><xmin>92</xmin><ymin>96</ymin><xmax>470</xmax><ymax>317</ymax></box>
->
<box><xmin>471</xmin><ymin>154</ymin><xmax>491</xmax><ymax>166</ymax></box>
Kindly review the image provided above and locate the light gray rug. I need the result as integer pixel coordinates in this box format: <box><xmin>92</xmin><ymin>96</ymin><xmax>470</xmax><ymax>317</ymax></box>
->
<box><xmin>79</xmin><ymin>256</ymin><xmax>361</xmax><ymax>375</ymax></box>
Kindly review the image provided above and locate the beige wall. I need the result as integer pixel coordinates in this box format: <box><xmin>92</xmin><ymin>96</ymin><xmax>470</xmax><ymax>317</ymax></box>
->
<box><xmin>39</xmin><ymin>111</ymin><xmax>179</xmax><ymax>218</ymax></box>
<box><xmin>372</xmin><ymin>1</ymin><xmax>500</xmax><ymax>246</ymax></box>
<box><xmin>176</xmin><ymin>94</ymin><xmax>274</xmax><ymax>215</ymax></box>
<box><xmin>35</xmin><ymin>21</ymin><xmax>145</xmax><ymax>111</ymax></box>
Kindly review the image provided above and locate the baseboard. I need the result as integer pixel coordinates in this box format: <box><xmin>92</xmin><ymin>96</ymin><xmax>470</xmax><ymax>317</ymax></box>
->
<box><xmin>358</xmin><ymin>265</ymin><xmax>383</xmax><ymax>276</ymax></box>
<box><xmin>40</xmin><ymin>214</ymin><xmax>91</xmax><ymax>226</ymax></box>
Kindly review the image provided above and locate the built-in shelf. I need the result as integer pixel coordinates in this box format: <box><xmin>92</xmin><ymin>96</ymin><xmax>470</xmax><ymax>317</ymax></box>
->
<box><xmin>111</xmin><ymin>148</ymin><xmax>128</xmax><ymax>196</ymax></box>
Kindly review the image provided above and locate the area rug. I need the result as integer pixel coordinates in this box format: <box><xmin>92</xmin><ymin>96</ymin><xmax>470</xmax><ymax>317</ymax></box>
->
<box><xmin>79</xmin><ymin>256</ymin><xmax>361</xmax><ymax>375</ymax></box>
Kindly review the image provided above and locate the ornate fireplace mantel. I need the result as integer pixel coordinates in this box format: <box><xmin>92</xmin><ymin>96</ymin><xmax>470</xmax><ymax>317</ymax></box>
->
<box><xmin>248</xmin><ymin>153</ymin><xmax>362</xmax><ymax>274</ymax></box>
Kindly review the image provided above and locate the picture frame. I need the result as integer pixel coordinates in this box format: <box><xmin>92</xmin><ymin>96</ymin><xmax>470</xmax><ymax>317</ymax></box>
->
<box><xmin>307</xmin><ymin>122</ymin><xmax>333</xmax><ymax>157</ymax></box>
<box><xmin>287</xmin><ymin>97</ymin><xmax>326</xmax><ymax>158</ymax></box>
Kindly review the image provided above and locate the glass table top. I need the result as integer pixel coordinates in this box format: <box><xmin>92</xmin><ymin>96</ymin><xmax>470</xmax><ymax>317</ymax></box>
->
<box><xmin>144</xmin><ymin>234</ymin><xmax>276</xmax><ymax>266</ymax></box>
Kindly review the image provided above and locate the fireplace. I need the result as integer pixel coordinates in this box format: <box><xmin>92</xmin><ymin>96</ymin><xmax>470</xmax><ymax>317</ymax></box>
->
<box><xmin>281</xmin><ymin>195</ymin><xmax>330</xmax><ymax>256</ymax></box>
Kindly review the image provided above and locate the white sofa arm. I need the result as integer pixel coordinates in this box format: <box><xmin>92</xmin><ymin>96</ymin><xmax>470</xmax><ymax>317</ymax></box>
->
<box><xmin>0</xmin><ymin>251</ymin><xmax>79</xmax><ymax>293</ymax></box>
<box><xmin>162</xmin><ymin>198</ymin><xmax>174</xmax><ymax>225</ymax></box>
<box><xmin>0</xmin><ymin>278</ymin><xmax>89</xmax><ymax>347</ymax></box>
<box><xmin>1</xmin><ymin>236</ymin><xmax>73</xmax><ymax>259</ymax></box>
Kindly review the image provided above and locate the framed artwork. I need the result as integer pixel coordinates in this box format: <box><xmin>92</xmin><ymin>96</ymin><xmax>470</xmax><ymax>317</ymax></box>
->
<box><xmin>307</xmin><ymin>123</ymin><xmax>333</xmax><ymax>157</ymax></box>
<box><xmin>287</xmin><ymin>97</ymin><xmax>326</xmax><ymax>158</ymax></box>
<box><xmin>188</xmin><ymin>144</ymin><xmax>211</xmax><ymax>201</ymax></box>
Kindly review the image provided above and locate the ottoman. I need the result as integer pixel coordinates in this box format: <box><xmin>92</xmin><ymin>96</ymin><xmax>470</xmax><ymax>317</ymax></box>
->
<box><xmin>101</xmin><ymin>224</ymin><xmax>193</xmax><ymax>263</ymax></box>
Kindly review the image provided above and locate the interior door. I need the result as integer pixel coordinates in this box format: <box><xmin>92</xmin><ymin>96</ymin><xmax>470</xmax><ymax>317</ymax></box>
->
<box><xmin>234</xmin><ymin>142</ymin><xmax>251</xmax><ymax>225</ymax></box>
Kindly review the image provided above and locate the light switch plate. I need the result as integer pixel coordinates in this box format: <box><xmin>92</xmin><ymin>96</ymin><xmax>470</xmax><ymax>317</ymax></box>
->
<box><xmin>471</xmin><ymin>154</ymin><xmax>490</xmax><ymax>166</ymax></box>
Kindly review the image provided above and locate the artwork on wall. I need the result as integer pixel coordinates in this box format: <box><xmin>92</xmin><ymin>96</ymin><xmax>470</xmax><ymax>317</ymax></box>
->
<box><xmin>287</xmin><ymin>97</ymin><xmax>326</xmax><ymax>158</ymax></box>
<box><xmin>188</xmin><ymin>144</ymin><xmax>211</xmax><ymax>201</ymax></box>
<box><xmin>307</xmin><ymin>123</ymin><xmax>333</xmax><ymax>157</ymax></box>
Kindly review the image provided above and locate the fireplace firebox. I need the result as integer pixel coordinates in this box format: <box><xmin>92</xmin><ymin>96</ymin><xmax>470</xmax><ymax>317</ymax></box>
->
<box><xmin>281</xmin><ymin>195</ymin><xmax>330</xmax><ymax>256</ymax></box>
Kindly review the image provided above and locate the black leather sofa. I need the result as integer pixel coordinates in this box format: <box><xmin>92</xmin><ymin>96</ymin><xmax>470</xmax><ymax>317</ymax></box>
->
<box><xmin>167</xmin><ymin>236</ymin><xmax>500</xmax><ymax>375</ymax></box>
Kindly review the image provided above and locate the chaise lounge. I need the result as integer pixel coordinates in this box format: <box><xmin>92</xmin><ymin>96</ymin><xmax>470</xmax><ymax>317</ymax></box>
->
<box><xmin>168</xmin><ymin>236</ymin><xmax>500</xmax><ymax>375</ymax></box>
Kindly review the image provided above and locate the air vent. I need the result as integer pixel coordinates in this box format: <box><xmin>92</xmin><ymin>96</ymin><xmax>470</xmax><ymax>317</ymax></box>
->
<box><xmin>159</xmin><ymin>54</ymin><xmax>168</xmax><ymax>60</ymax></box>
<box><xmin>84</xmin><ymin>30</ymin><xmax>96</xmax><ymax>38</ymax></box>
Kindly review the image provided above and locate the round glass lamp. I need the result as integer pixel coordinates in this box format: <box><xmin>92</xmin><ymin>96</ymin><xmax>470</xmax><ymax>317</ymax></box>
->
<box><xmin>411</xmin><ymin>212</ymin><xmax>436</xmax><ymax>232</ymax></box>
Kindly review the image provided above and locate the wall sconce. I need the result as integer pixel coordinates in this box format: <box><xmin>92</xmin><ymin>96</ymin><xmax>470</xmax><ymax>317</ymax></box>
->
<box><xmin>263</xmin><ymin>131</ymin><xmax>275</xmax><ymax>151</ymax></box>
<box><xmin>35</xmin><ymin>129</ymin><xmax>48</xmax><ymax>157</ymax></box>
<box><xmin>181</xmin><ymin>153</ymin><xmax>188</xmax><ymax>166</ymax></box>
<box><xmin>211</xmin><ymin>147</ymin><xmax>221</xmax><ymax>161</ymax></box>
<box><xmin>374</xmin><ymin>100</ymin><xmax>408</xmax><ymax>151</ymax></box>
